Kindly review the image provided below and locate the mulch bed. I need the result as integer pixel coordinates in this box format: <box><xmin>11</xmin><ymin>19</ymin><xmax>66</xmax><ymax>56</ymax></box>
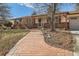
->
<box><xmin>44</xmin><ymin>31</ymin><xmax>76</xmax><ymax>51</ymax></box>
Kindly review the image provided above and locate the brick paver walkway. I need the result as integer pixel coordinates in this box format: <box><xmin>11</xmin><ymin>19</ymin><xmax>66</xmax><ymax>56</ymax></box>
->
<box><xmin>6</xmin><ymin>29</ymin><xmax>73</xmax><ymax>56</ymax></box>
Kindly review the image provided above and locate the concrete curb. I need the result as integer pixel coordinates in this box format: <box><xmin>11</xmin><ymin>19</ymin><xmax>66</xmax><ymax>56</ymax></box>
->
<box><xmin>70</xmin><ymin>31</ymin><xmax>79</xmax><ymax>35</ymax></box>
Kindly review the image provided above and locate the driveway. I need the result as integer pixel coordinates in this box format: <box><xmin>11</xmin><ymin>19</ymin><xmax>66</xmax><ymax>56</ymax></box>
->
<box><xmin>6</xmin><ymin>29</ymin><xmax>73</xmax><ymax>56</ymax></box>
<box><xmin>70</xmin><ymin>31</ymin><xmax>79</xmax><ymax>56</ymax></box>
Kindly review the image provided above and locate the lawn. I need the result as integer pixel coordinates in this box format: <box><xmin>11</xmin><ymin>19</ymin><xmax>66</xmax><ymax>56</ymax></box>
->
<box><xmin>0</xmin><ymin>29</ymin><xmax>29</xmax><ymax>56</ymax></box>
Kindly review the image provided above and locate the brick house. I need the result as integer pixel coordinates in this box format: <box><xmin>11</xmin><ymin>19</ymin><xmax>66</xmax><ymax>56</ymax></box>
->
<box><xmin>12</xmin><ymin>12</ymin><xmax>79</xmax><ymax>30</ymax></box>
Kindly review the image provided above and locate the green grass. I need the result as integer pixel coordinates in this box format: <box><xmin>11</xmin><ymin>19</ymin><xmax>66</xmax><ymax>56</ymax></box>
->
<box><xmin>0</xmin><ymin>29</ymin><xmax>29</xmax><ymax>56</ymax></box>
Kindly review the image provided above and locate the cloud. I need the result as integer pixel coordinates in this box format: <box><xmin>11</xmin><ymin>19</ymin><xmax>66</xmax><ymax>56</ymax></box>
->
<box><xmin>19</xmin><ymin>3</ymin><xmax>34</xmax><ymax>9</ymax></box>
<box><xmin>18</xmin><ymin>3</ymin><xmax>47</xmax><ymax>15</ymax></box>
<box><xmin>18</xmin><ymin>3</ymin><xmax>40</xmax><ymax>12</ymax></box>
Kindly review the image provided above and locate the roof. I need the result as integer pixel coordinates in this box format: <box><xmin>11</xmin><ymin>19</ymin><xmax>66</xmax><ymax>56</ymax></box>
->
<box><xmin>11</xmin><ymin>11</ymin><xmax>79</xmax><ymax>20</ymax></box>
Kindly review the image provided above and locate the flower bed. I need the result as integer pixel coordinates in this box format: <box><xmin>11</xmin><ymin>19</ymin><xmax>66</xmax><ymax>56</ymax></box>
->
<box><xmin>43</xmin><ymin>30</ymin><xmax>76</xmax><ymax>51</ymax></box>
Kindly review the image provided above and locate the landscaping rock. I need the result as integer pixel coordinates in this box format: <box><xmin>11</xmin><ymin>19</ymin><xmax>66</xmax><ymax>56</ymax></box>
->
<box><xmin>44</xmin><ymin>31</ymin><xmax>76</xmax><ymax>51</ymax></box>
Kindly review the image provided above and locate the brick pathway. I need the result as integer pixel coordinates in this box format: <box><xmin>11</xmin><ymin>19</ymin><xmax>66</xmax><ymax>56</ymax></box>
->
<box><xmin>6</xmin><ymin>29</ymin><xmax>73</xmax><ymax>56</ymax></box>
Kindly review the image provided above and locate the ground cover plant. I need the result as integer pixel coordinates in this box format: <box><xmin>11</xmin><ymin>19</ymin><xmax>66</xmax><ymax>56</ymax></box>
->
<box><xmin>0</xmin><ymin>29</ymin><xmax>29</xmax><ymax>55</ymax></box>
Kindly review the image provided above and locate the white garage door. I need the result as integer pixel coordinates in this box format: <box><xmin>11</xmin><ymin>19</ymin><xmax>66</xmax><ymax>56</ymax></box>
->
<box><xmin>70</xmin><ymin>19</ymin><xmax>79</xmax><ymax>30</ymax></box>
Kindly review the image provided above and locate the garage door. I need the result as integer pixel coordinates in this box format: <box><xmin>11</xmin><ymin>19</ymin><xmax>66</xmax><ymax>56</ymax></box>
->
<box><xmin>70</xmin><ymin>19</ymin><xmax>79</xmax><ymax>30</ymax></box>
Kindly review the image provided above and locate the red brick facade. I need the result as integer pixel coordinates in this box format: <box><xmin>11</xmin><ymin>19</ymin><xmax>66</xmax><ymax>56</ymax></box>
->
<box><xmin>12</xmin><ymin>12</ymin><xmax>79</xmax><ymax>30</ymax></box>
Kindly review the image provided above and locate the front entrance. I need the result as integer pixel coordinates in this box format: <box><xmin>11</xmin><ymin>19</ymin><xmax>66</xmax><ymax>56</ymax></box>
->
<box><xmin>38</xmin><ymin>18</ymin><xmax>41</xmax><ymax>26</ymax></box>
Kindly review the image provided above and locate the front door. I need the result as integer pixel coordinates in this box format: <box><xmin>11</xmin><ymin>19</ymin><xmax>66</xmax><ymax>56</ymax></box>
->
<box><xmin>38</xmin><ymin>18</ymin><xmax>41</xmax><ymax>26</ymax></box>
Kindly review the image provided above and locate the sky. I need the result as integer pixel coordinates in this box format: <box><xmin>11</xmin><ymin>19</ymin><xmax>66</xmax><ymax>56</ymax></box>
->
<box><xmin>8</xmin><ymin>3</ymin><xmax>76</xmax><ymax>18</ymax></box>
<box><xmin>58</xmin><ymin>3</ymin><xmax>76</xmax><ymax>12</ymax></box>
<box><xmin>8</xmin><ymin>3</ymin><xmax>34</xmax><ymax>18</ymax></box>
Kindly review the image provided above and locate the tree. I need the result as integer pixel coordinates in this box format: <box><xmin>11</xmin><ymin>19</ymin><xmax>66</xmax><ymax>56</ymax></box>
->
<box><xmin>33</xmin><ymin>3</ymin><xmax>59</xmax><ymax>31</ymax></box>
<box><xmin>32</xmin><ymin>11</ymin><xmax>37</xmax><ymax>15</ymax></box>
<box><xmin>33</xmin><ymin>3</ymin><xmax>49</xmax><ymax>15</ymax></box>
<box><xmin>75</xmin><ymin>3</ymin><xmax>79</xmax><ymax>11</ymax></box>
<box><xmin>4</xmin><ymin>21</ymin><xmax>12</xmax><ymax>27</ymax></box>
<box><xmin>0</xmin><ymin>3</ymin><xmax>10</xmax><ymax>20</ymax></box>
<box><xmin>48</xmin><ymin>3</ymin><xmax>58</xmax><ymax>31</ymax></box>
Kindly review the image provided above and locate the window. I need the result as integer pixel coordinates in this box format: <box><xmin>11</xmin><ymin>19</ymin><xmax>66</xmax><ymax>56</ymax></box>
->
<box><xmin>55</xmin><ymin>16</ymin><xmax>59</xmax><ymax>23</ymax></box>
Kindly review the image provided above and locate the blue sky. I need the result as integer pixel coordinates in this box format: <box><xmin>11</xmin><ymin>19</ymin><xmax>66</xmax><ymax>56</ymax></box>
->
<box><xmin>58</xmin><ymin>3</ymin><xmax>76</xmax><ymax>12</ymax></box>
<box><xmin>8</xmin><ymin>3</ymin><xmax>76</xmax><ymax>18</ymax></box>
<box><xmin>8</xmin><ymin>3</ymin><xmax>34</xmax><ymax>18</ymax></box>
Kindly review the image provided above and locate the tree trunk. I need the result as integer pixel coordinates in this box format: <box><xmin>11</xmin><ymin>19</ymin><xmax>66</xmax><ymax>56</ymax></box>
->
<box><xmin>50</xmin><ymin>3</ymin><xmax>56</xmax><ymax>31</ymax></box>
<box><xmin>50</xmin><ymin>13</ymin><xmax>55</xmax><ymax>31</ymax></box>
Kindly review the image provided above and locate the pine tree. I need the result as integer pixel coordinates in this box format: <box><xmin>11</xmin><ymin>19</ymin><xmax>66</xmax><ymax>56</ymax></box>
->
<box><xmin>0</xmin><ymin>3</ymin><xmax>10</xmax><ymax>20</ymax></box>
